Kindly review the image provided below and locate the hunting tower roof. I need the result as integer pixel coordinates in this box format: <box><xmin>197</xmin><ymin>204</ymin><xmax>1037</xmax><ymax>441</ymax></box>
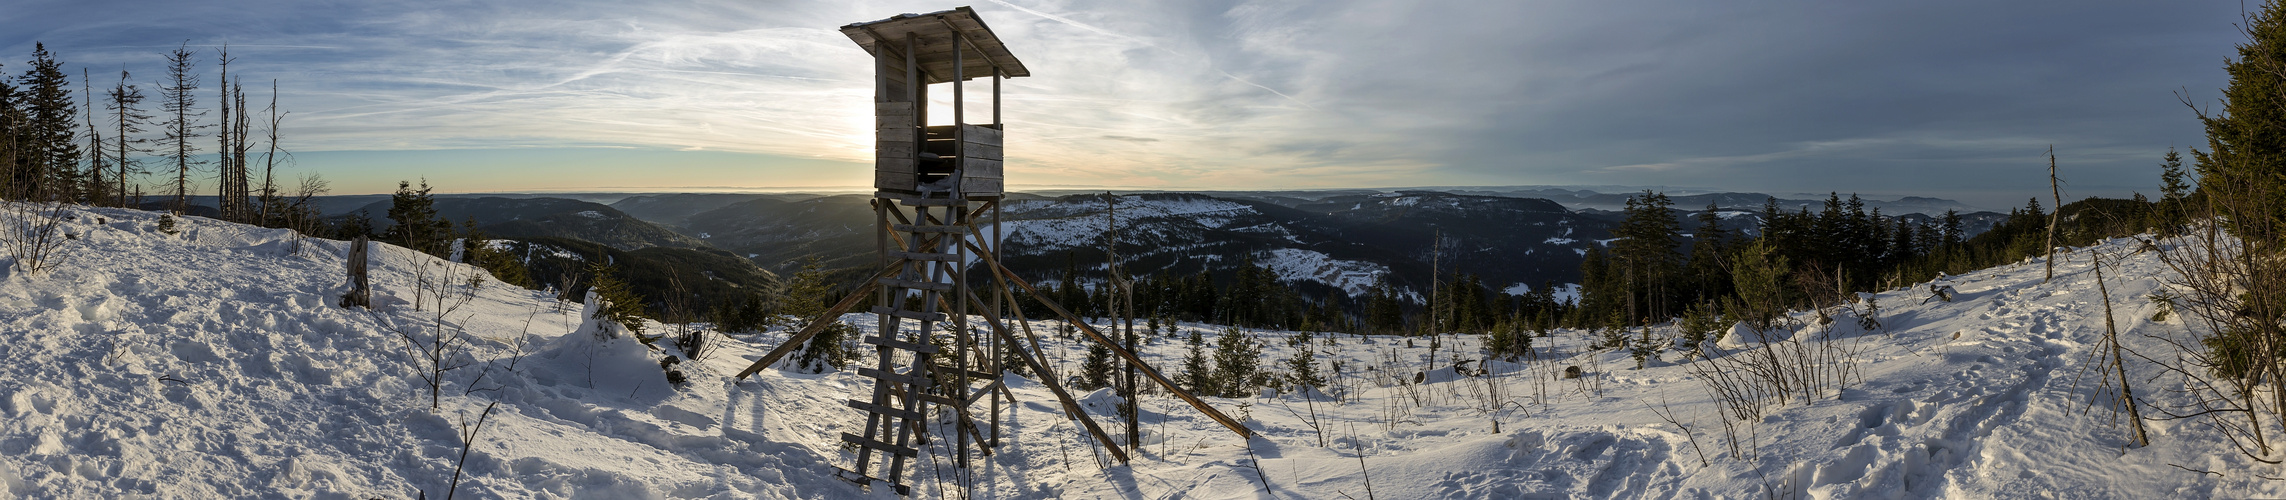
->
<box><xmin>840</xmin><ymin>6</ymin><xmax>1031</xmax><ymax>84</ymax></box>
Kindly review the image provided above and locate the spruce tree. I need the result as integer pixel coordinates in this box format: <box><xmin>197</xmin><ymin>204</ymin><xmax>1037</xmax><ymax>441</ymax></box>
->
<box><xmin>1364</xmin><ymin>275</ymin><xmax>1403</xmax><ymax>334</ymax></box>
<box><xmin>17</xmin><ymin>43</ymin><xmax>79</xmax><ymax>201</ymax></box>
<box><xmin>1285</xmin><ymin>330</ymin><xmax>1323</xmax><ymax>391</ymax></box>
<box><xmin>0</xmin><ymin>62</ymin><xmax>18</xmax><ymax>196</ymax></box>
<box><xmin>585</xmin><ymin>259</ymin><xmax>648</xmax><ymax>339</ymax></box>
<box><xmin>1211</xmin><ymin>327</ymin><xmax>1262</xmax><ymax>397</ymax></box>
<box><xmin>1689</xmin><ymin>202</ymin><xmax>1729</xmax><ymax>292</ymax></box>
<box><xmin>1940</xmin><ymin>210</ymin><xmax>1964</xmax><ymax>248</ymax></box>
<box><xmin>1179</xmin><ymin>329</ymin><xmax>1213</xmax><ymax>396</ymax></box>
<box><xmin>1612</xmin><ymin>191</ymin><xmax>1682</xmax><ymax>323</ymax></box>
<box><xmin>2194</xmin><ymin>0</ymin><xmax>2286</xmax><ymax>244</ymax></box>
<box><xmin>2161</xmin><ymin>147</ymin><xmax>2191</xmax><ymax>204</ymax></box>
<box><xmin>1080</xmin><ymin>342</ymin><xmax>1115</xmax><ymax>390</ymax></box>
<box><xmin>784</xmin><ymin>256</ymin><xmax>856</xmax><ymax>372</ymax></box>
<box><xmin>385</xmin><ymin>179</ymin><xmax>452</xmax><ymax>257</ymax></box>
<box><xmin>1058</xmin><ymin>252</ymin><xmax>1090</xmax><ymax>319</ymax></box>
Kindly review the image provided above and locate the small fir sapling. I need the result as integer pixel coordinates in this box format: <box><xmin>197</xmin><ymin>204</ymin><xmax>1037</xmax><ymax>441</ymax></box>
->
<box><xmin>1212</xmin><ymin>327</ymin><xmax>1263</xmax><ymax>397</ymax></box>
<box><xmin>1180</xmin><ymin>329</ymin><xmax>1214</xmax><ymax>396</ymax></box>
<box><xmin>1286</xmin><ymin>330</ymin><xmax>1325</xmax><ymax>390</ymax></box>
<box><xmin>1080</xmin><ymin>342</ymin><xmax>1115</xmax><ymax>390</ymax></box>
<box><xmin>583</xmin><ymin>260</ymin><xmax>648</xmax><ymax>340</ymax></box>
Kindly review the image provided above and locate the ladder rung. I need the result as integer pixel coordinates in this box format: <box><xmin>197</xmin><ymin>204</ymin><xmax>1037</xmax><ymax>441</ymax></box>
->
<box><xmin>863</xmin><ymin>335</ymin><xmax>941</xmax><ymax>354</ymax></box>
<box><xmin>858</xmin><ymin>367</ymin><xmax>934</xmax><ymax>388</ymax></box>
<box><xmin>889</xmin><ymin>250</ymin><xmax>962</xmax><ymax>262</ymax></box>
<box><xmin>869</xmin><ymin>306</ymin><xmax>946</xmax><ymax>322</ymax></box>
<box><xmin>914</xmin><ymin>392</ymin><xmax>963</xmax><ymax>407</ymax></box>
<box><xmin>930</xmin><ymin>364</ymin><xmax>997</xmax><ymax>381</ymax></box>
<box><xmin>884</xmin><ymin>385</ymin><xmax>963</xmax><ymax>408</ymax></box>
<box><xmin>845</xmin><ymin>399</ymin><xmax>925</xmax><ymax>421</ymax></box>
<box><xmin>896</xmin><ymin>197</ymin><xmax>967</xmax><ymax>207</ymax></box>
<box><xmin>841</xmin><ymin>433</ymin><xmax>919</xmax><ymax>457</ymax></box>
<box><xmin>893</xmin><ymin>223</ymin><xmax>970</xmax><ymax>234</ymax></box>
<box><xmin>879</xmin><ymin>278</ymin><xmax>953</xmax><ymax>292</ymax></box>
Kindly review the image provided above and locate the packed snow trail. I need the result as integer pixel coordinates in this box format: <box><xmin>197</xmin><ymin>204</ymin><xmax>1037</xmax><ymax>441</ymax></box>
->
<box><xmin>0</xmin><ymin>205</ymin><xmax>2277</xmax><ymax>498</ymax></box>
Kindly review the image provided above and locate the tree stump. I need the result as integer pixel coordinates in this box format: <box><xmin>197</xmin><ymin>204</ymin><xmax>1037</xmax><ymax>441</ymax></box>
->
<box><xmin>341</xmin><ymin>235</ymin><xmax>371</xmax><ymax>308</ymax></box>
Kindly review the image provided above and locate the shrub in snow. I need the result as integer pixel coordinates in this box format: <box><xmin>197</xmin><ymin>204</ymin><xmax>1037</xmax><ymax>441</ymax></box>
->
<box><xmin>1485</xmin><ymin>319</ymin><xmax>1532</xmax><ymax>361</ymax></box>
<box><xmin>583</xmin><ymin>261</ymin><xmax>648</xmax><ymax>340</ymax></box>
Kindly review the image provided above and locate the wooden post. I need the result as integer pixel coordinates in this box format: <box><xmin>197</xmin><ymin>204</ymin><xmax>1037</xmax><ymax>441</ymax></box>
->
<box><xmin>2046</xmin><ymin>146</ymin><xmax>2061</xmax><ymax>283</ymax></box>
<box><xmin>341</xmin><ymin>235</ymin><xmax>370</xmax><ymax>308</ymax></box>
<box><xmin>1106</xmin><ymin>193</ymin><xmax>1141</xmax><ymax>448</ymax></box>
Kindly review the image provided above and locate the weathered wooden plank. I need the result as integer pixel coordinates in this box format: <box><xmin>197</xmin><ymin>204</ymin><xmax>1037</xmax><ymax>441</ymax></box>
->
<box><xmin>876</xmin><ymin>101</ymin><xmax>915</xmax><ymax>116</ymax></box>
<box><xmin>841</xmin><ymin>433</ymin><xmax>919</xmax><ymax>457</ymax></box>
<box><xmin>892</xmin><ymin>223</ymin><xmax>969</xmax><ymax>234</ymax></box>
<box><xmin>876</xmin><ymin>144</ymin><xmax>917</xmax><ymax>159</ymax></box>
<box><xmin>962</xmin><ymin>125</ymin><xmax>1002</xmax><ymax>145</ymax></box>
<box><xmin>869</xmin><ymin>306</ymin><xmax>946</xmax><ymax>321</ymax></box>
<box><xmin>879</xmin><ymin>277</ymin><xmax>953</xmax><ymax>292</ymax></box>
<box><xmin>930</xmin><ymin>364</ymin><xmax>997</xmax><ymax>381</ymax></box>
<box><xmin>874</xmin><ymin>171</ymin><xmax>917</xmax><ymax>192</ymax></box>
<box><xmin>858</xmin><ymin>367</ymin><xmax>935</xmax><ymax>388</ymax></box>
<box><xmin>960</xmin><ymin>177</ymin><xmax>1003</xmax><ymax>196</ymax></box>
<box><xmin>862</xmin><ymin>333</ymin><xmax>942</xmax><ymax>354</ymax></box>
<box><xmin>846</xmin><ymin>399</ymin><xmax>925</xmax><ymax>421</ymax></box>
<box><xmin>963</xmin><ymin>158</ymin><xmax>1002</xmax><ymax>175</ymax></box>
<box><xmin>888</xmin><ymin>250</ymin><xmax>961</xmax><ymax>262</ymax></box>
<box><xmin>962</xmin><ymin>143</ymin><xmax>1001</xmax><ymax>159</ymax></box>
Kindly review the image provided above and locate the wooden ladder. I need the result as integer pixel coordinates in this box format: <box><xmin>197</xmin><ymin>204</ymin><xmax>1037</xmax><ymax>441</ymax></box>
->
<box><xmin>842</xmin><ymin>193</ymin><xmax>978</xmax><ymax>494</ymax></box>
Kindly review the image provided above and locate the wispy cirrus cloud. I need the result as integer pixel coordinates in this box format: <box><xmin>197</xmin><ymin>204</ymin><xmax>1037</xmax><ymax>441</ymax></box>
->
<box><xmin>0</xmin><ymin>0</ymin><xmax>2254</xmax><ymax>205</ymax></box>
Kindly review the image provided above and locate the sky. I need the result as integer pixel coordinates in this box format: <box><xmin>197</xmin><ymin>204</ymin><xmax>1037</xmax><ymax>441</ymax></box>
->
<box><xmin>0</xmin><ymin>0</ymin><xmax>2254</xmax><ymax>209</ymax></box>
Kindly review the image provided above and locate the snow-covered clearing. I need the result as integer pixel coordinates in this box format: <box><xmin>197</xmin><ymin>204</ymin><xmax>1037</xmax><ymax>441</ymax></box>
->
<box><xmin>1256</xmin><ymin>248</ymin><xmax>1386</xmax><ymax>297</ymax></box>
<box><xmin>0</xmin><ymin>205</ymin><xmax>2273</xmax><ymax>498</ymax></box>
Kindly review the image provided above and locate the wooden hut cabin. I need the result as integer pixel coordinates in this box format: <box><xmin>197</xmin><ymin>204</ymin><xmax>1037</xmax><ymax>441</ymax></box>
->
<box><xmin>841</xmin><ymin>6</ymin><xmax>1029</xmax><ymax>199</ymax></box>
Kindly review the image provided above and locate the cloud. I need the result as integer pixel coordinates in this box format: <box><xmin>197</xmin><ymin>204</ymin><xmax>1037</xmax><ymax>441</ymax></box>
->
<box><xmin>0</xmin><ymin>0</ymin><xmax>2256</xmax><ymax>205</ymax></box>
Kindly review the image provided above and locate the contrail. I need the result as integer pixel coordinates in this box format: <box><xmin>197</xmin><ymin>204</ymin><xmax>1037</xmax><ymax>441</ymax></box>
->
<box><xmin>987</xmin><ymin>0</ymin><xmax>1314</xmax><ymax>109</ymax></box>
<box><xmin>986</xmin><ymin>0</ymin><xmax>1156</xmax><ymax>48</ymax></box>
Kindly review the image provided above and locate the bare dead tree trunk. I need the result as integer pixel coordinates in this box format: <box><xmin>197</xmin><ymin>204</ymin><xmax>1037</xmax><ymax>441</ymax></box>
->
<box><xmin>258</xmin><ymin>80</ymin><xmax>283</xmax><ymax>226</ymax></box>
<box><xmin>2045</xmin><ymin>146</ymin><xmax>2060</xmax><ymax>283</ymax></box>
<box><xmin>216</xmin><ymin>44</ymin><xmax>233</xmax><ymax>220</ymax></box>
<box><xmin>2090</xmin><ymin>249</ymin><xmax>2150</xmax><ymax>446</ymax></box>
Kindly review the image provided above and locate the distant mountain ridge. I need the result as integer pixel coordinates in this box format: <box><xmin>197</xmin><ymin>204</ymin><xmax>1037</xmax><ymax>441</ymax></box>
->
<box><xmin>350</xmin><ymin>197</ymin><xmax>706</xmax><ymax>252</ymax></box>
<box><xmin>284</xmin><ymin>187</ymin><xmax>2007</xmax><ymax>302</ymax></box>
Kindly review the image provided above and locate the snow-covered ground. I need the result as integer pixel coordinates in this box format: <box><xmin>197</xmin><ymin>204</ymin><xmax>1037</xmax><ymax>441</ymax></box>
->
<box><xmin>0</xmin><ymin>205</ymin><xmax>2276</xmax><ymax>498</ymax></box>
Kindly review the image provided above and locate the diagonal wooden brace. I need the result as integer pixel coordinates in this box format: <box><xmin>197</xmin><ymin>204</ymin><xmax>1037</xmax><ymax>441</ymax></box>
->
<box><xmin>960</xmin><ymin>238</ymin><xmax>1254</xmax><ymax>439</ymax></box>
<box><xmin>734</xmin><ymin>261</ymin><xmax>911</xmax><ymax>380</ymax></box>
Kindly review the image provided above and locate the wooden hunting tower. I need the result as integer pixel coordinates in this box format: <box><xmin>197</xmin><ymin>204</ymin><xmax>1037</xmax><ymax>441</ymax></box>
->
<box><xmin>845</xmin><ymin>6</ymin><xmax>1027</xmax><ymax>198</ymax></box>
<box><xmin>736</xmin><ymin>7</ymin><xmax>1249</xmax><ymax>496</ymax></box>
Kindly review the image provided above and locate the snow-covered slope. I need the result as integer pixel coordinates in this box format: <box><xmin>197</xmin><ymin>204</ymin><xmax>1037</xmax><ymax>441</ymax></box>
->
<box><xmin>0</xmin><ymin>205</ymin><xmax>2276</xmax><ymax>498</ymax></box>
